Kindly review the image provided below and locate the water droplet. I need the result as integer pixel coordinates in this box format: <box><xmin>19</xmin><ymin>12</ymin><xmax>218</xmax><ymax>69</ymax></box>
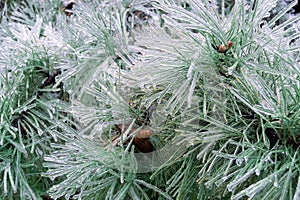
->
<box><xmin>215</xmin><ymin>181</ymin><xmax>222</xmax><ymax>187</ymax></box>
<box><xmin>227</xmin><ymin>184</ymin><xmax>234</xmax><ymax>192</ymax></box>
<box><xmin>205</xmin><ymin>182</ymin><xmax>212</xmax><ymax>189</ymax></box>
<box><xmin>222</xmin><ymin>176</ymin><xmax>228</xmax><ymax>181</ymax></box>
<box><xmin>255</xmin><ymin>168</ymin><xmax>260</xmax><ymax>176</ymax></box>
<box><xmin>37</xmin><ymin>129</ymin><xmax>43</xmax><ymax>136</ymax></box>
<box><xmin>236</xmin><ymin>158</ymin><xmax>243</xmax><ymax>166</ymax></box>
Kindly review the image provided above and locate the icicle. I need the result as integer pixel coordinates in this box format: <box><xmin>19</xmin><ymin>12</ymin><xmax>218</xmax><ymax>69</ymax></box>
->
<box><xmin>273</xmin><ymin>174</ymin><xmax>279</xmax><ymax>188</ymax></box>
<box><xmin>187</xmin><ymin>73</ymin><xmax>198</xmax><ymax>108</ymax></box>
<box><xmin>187</xmin><ymin>52</ymin><xmax>199</xmax><ymax>80</ymax></box>
<box><xmin>8</xmin><ymin>165</ymin><xmax>17</xmax><ymax>193</ymax></box>
<box><xmin>266</xmin><ymin>153</ymin><xmax>274</xmax><ymax>164</ymax></box>
<box><xmin>3</xmin><ymin>162</ymin><xmax>8</xmax><ymax>196</ymax></box>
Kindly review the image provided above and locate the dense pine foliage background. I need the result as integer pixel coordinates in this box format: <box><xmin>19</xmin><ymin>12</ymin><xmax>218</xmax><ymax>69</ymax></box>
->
<box><xmin>0</xmin><ymin>0</ymin><xmax>300</xmax><ymax>199</ymax></box>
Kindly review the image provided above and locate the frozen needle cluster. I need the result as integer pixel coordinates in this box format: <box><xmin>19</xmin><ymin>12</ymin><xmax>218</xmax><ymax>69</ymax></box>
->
<box><xmin>0</xmin><ymin>0</ymin><xmax>299</xmax><ymax>199</ymax></box>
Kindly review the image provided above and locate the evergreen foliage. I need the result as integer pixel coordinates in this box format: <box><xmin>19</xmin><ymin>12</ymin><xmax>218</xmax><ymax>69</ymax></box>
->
<box><xmin>0</xmin><ymin>0</ymin><xmax>299</xmax><ymax>199</ymax></box>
